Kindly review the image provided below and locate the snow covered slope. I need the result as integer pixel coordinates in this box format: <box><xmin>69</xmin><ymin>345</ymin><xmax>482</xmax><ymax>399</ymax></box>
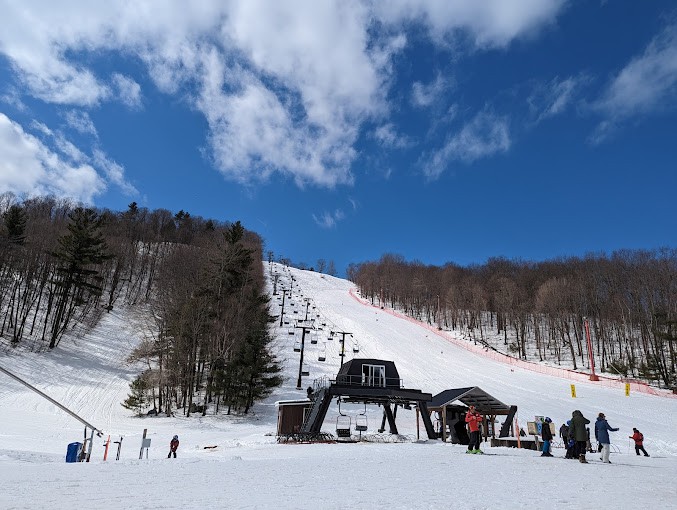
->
<box><xmin>0</xmin><ymin>263</ymin><xmax>675</xmax><ymax>509</ymax></box>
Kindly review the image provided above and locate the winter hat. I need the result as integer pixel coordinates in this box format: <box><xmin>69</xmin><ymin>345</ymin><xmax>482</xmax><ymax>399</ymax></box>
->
<box><xmin>173</xmin><ymin>435</ymin><xmax>179</xmax><ymax>440</ymax></box>
<box><xmin>633</xmin><ymin>428</ymin><xmax>638</xmax><ymax>432</ymax></box>
<box><xmin>566</xmin><ymin>420</ymin><xmax>571</xmax><ymax>425</ymax></box>
<box><xmin>598</xmin><ymin>412</ymin><xmax>605</xmax><ymax>419</ymax></box>
<box><xmin>545</xmin><ymin>417</ymin><xmax>552</xmax><ymax>423</ymax></box>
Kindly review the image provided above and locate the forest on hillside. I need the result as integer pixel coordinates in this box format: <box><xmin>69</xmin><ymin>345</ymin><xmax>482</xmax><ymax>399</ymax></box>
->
<box><xmin>0</xmin><ymin>193</ymin><xmax>281</xmax><ymax>416</ymax></box>
<box><xmin>348</xmin><ymin>251</ymin><xmax>677</xmax><ymax>389</ymax></box>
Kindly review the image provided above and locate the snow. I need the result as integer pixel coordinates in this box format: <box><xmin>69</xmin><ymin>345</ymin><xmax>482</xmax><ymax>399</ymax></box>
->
<box><xmin>1</xmin><ymin>263</ymin><xmax>675</xmax><ymax>509</ymax></box>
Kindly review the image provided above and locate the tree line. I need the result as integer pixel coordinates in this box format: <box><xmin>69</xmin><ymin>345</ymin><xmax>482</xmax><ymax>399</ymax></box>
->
<box><xmin>348</xmin><ymin>250</ymin><xmax>677</xmax><ymax>388</ymax></box>
<box><xmin>0</xmin><ymin>193</ymin><xmax>281</xmax><ymax>416</ymax></box>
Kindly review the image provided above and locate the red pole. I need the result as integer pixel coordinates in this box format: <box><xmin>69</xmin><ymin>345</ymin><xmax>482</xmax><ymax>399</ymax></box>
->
<box><xmin>103</xmin><ymin>435</ymin><xmax>110</xmax><ymax>461</ymax></box>
<box><xmin>584</xmin><ymin>319</ymin><xmax>599</xmax><ymax>381</ymax></box>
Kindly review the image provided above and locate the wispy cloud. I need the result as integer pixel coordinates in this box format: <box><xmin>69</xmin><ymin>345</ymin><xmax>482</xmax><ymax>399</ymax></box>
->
<box><xmin>64</xmin><ymin>110</ymin><xmax>98</xmax><ymax>138</ymax></box>
<box><xmin>312</xmin><ymin>209</ymin><xmax>345</xmax><ymax>229</ymax></box>
<box><xmin>411</xmin><ymin>74</ymin><xmax>451</xmax><ymax>108</ymax></box>
<box><xmin>0</xmin><ymin>113</ymin><xmax>105</xmax><ymax>203</ymax></box>
<box><xmin>92</xmin><ymin>149</ymin><xmax>139</xmax><ymax>196</ymax></box>
<box><xmin>528</xmin><ymin>74</ymin><xmax>590</xmax><ymax>122</ymax></box>
<box><xmin>112</xmin><ymin>74</ymin><xmax>142</xmax><ymax>109</ymax></box>
<box><xmin>423</xmin><ymin>109</ymin><xmax>510</xmax><ymax>178</ymax></box>
<box><xmin>591</xmin><ymin>20</ymin><xmax>677</xmax><ymax>143</ymax></box>
<box><xmin>0</xmin><ymin>114</ymin><xmax>137</xmax><ymax>201</ymax></box>
<box><xmin>373</xmin><ymin>123</ymin><xmax>412</xmax><ymax>149</ymax></box>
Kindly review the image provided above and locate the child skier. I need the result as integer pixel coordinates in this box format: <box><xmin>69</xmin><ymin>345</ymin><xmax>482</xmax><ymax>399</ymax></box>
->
<box><xmin>465</xmin><ymin>405</ymin><xmax>484</xmax><ymax>454</ymax></box>
<box><xmin>168</xmin><ymin>435</ymin><xmax>179</xmax><ymax>458</ymax></box>
<box><xmin>540</xmin><ymin>417</ymin><xmax>554</xmax><ymax>457</ymax></box>
<box><xmin>630</xmin><ymin>428</ymin><xmax>650</xmax><ymax>457</ymax></box>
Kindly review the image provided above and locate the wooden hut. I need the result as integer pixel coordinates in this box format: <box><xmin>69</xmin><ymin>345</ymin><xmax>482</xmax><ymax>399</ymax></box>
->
<box><xmin>427</xmin><ymin>387</ymin><xmax>516</xmax><ymax>443</ymax></box>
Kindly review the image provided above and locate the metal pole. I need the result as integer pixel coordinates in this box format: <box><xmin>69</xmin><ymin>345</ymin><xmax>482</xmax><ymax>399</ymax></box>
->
<box><xmin>584</xmin><ymin>318</ymin><xmax>599</xmax><ymax>381</ymax></box>
<box><xmin>296</xmin><ymin>327</ymin><xmax>307</xmax><ymax>389</ymax></box>
<box><xmin>279</xmin><ymin>288</ymin><xmax>286</xmax><ymax>327</ymax></box>
<box><xmin>0</xmin><ymin>363</ymin><xmax>103</xmax><ymax>435</ymax></box>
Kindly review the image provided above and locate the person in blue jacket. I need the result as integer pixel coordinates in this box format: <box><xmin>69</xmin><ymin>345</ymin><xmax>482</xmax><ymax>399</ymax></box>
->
<box><xmin>594</xmin><ymin>413</ymin><xmax>619</xmax><ymax>463</ymax></box>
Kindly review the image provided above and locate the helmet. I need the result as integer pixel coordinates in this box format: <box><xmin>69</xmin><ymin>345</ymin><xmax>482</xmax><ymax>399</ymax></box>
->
<box><xmin>173</xmin><ymin>435</ymin><xmax>178</xmax><ymax>440</ymax></box>
<box><xmin>545</xmin><ymin>417</ymin><xmax>552</xmax><ymax>423</ymax></box>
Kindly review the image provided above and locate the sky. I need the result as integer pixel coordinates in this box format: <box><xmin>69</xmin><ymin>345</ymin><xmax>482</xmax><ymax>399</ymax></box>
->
<box><xmin>1</xmin><ymin>264</ymin><xmax>676</xmax><ymax>509</ymax></box>
<box><xmin>1</xmin><ymin>1</ymin><xmax>676</xmax><ymax>276</ymax></box>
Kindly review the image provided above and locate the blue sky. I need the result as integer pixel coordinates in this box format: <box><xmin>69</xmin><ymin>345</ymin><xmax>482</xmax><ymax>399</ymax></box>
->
<box><xmin>1</xmin><ymin>1</ymin><xmax>676</xmax><ymax>275</ymax></box>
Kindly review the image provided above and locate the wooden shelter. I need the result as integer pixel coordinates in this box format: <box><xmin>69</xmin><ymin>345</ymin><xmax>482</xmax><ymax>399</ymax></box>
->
<box><xmin>427</xmin><ymin>387</ymin><xmax>517</xmax><ymax>443</ymax></box>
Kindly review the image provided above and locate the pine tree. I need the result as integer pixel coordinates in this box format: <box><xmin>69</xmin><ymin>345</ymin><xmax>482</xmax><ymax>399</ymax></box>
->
<box><xmin>122</xmin><ymin>375</ymin><xmax>148</xmax><ymax>416</ymax></box>
<box><xmin>48</xmin><ymin>207</ymin><xmax>113</xmax><ymax>348</ymax></box>
<box><xmin>2</xmin><ymin>204</ymin><xmax>27</xmax><ymax>245</ymax></box>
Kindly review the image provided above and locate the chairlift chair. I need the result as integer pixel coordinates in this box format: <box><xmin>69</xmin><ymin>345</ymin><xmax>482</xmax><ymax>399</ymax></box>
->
<box><xmin>318</xmin><ymin>343</ymin><xmax>326</xmax><ymax>362</ymax></box>
<box><xmin>310</xmin><ymin>332</ymin><xmax>318</xmax><ymax>344</ymax></box>
<box><xmin>288</xmin><ymin>327</ymin><xmax>295</xmax><ymax>335</ymax></box>
<box><xmin>336</xmin><ymin>401</ymin><xmax>352</xmax><ymax>439</ymax></box>
<box><xmin>355</xmin><ymin>404</ymin><xmax>368</xmax><ymax>439</ymax></box>
<box><xmin>293</xmin><ymin>340</ymin><xmax>301</xmax><ymax>352</ymax></box>
<box><xmin>353</xmin><ymin>342</ymin><xmax>360</xmax><ymax>353</ymax></box>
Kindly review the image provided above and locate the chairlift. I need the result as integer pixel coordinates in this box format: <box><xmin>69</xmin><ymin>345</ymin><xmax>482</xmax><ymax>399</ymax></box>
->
<box><xmin>318</xmin><ymin>343</ymin><xmax>326</xmax><ymax>362</ymax></box>
<box><xmin>288</xmin><ymin>327</ymin><xmax>295</xmax><ymax>335</ymax></box>
<box><xmin>293</xmin><ymin>340</ymin><xmax>301</xmax><ymax>352</ymax></box>
<box><xmin>355</xmin><ymin>403</ymin><xmax>368</xmax><ymax>439</ymax></box>
<box><xmin>336</xmin><ymin>401</ymin><xmax>352</xmax><ymax>438</ymax></box>
<box><xmin>310</xmin><ymin>332</ymin><xmax>318</xmax><ymax>345</ymax></box>
<box><xmin>353</xmin><ymin>341</ymin><xmax>360</xmax><ymax>353</ymax></box>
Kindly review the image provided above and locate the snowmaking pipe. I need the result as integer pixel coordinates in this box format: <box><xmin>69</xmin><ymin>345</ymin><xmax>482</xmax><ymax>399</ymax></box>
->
<box><xmin>0</xmin><ymin>363</ymin><xmax>103</xmax><ymax>436</ymax></box>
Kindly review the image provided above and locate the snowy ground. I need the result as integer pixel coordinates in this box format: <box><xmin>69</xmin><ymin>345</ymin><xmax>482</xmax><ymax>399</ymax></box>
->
<box><xmin>0</xmin><ymin>263</ymin><xmax>675</xmax><ymax>509</ymax></box>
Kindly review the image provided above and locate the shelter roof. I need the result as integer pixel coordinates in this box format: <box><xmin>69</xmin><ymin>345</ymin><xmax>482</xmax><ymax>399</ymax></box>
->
<box><xmin>429</xmin><ymin>387</ymin><xmax>511</xmax><ymax>414</ymax></box>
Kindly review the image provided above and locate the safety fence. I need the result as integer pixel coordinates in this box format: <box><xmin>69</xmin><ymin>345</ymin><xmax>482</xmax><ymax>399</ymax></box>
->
<box><xmin>348</xmin><ymin>288</ymin><xmax>677</xmax><ymax>399</ymax></box>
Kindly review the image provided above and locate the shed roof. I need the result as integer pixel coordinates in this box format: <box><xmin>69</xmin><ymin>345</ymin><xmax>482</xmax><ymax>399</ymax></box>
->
<box><xmin>429</xmin><ymin>387</ymin><xmax>511</xmax><ymax>414</ymax></box>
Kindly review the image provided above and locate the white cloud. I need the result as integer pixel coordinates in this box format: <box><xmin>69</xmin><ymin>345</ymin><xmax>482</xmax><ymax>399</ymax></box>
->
<box><xmin>112</xmin><ymin>74</ymin><xmax>142</xmax><ymax>109</ymax></box>
<box><xmin>373</xmin><ymin>123</ymin><xmax>412</xmax><ymax>149</ymax></box>
<box><xmin>312</xmin><ymin>209</ymin><xmax>345</xmax><ymax>229</ymax></box>
<box><xmin>592</xmin><ymin>21</ymin><xmax>677</xmax><ymax>143</ymax></box>
<box><xmin>528</xmin><ymin>74</ymin><xmax>589</xmax><ymax>122</ymax></box>
<box><xmin>374</xmin><ymin>0</ymin><xmax>566</xmax><ymax>48</ymax></box>
<box><xmin>411</xmin><ymin>74</ymin><xmax>451</xmax><ymax>108</ymax></box>
<box><xmin>0</xmin><ymin>1</ymin><xmax>567</xmax><ymax>187</ymax></box>
<box><xmin>64</xmin><ymin>110</ymin><xmax>98</xmax><ymax>138</ymax></box>
<box><xmin>0</xmin><ymin>113</ymin><xmax>106</xmax><ymax>203</ymax></box>
<box><xmin>92</xmin><ymin>149</ymin><xmax>139</xmax><ymax>196</ymax></box>
<box><xmin>423</xmin><ymin>109</ymin><xmax>510</xmax><ymax>178</ymax></box>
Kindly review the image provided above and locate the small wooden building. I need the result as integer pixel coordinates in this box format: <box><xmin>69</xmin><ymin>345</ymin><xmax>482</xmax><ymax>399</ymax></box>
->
<box><xmin>276</xmin><ymin>399</ymin><xmax>312</xmax><ymax>435</ymax></box>
<box><xmin>427</xmin><ymin>387</ymin><xmax>516</xmax><ymax>443</ymax></box>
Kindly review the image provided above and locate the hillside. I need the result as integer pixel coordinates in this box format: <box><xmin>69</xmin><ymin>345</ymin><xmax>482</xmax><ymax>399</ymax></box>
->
<box><xmin>0</xmin><ymin>263</ymin><xmax>676</xmax><ymax>509</ymax></box>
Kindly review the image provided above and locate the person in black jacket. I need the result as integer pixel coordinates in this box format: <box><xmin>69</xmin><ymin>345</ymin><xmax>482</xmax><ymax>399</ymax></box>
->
<box><xmin>559</xmin><ymin>422</ymin><xmax>569</xmax><ymax>445</ymax></box>
<box><xmin>541</xmin><ymin>417</ymin><xmax>554</xmax><ymax>457</ymax></box>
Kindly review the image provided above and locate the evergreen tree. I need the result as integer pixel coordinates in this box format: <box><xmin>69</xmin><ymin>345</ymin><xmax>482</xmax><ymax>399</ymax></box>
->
<box><xmin>2</xmin><ymin>204</ymin><xmax>27</xmax><ymax>245</ymax></box>
<box><xmin>48</xmin><ymin>207</ymin><xmax>113</xmax><ymax>348</ymax></box>
<box><xmin>121</xmin><ymin>375</ymin><xmax>149</xmax><ymax>416</ymax></box>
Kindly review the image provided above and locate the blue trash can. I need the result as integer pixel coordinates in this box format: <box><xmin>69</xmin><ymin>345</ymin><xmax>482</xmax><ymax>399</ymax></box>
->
<box><xmin>66</xmin><ymin>442</ymin><xmax>82</xmax><ymax>463</ymax></box>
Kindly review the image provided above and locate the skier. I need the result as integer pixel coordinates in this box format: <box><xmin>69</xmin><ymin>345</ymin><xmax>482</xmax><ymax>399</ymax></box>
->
<box><xmin>630</xmin><ymin>428</ymin><xmax>650</xmax><ymax>457</ymax></box>
<box><xmin>559</xmin><ymin>421</ymin><xmax>569</xmax><ymax>446</ymax></box>
<box><xmin>168</xmin><ymin>435</ymin><xmax>179</xmax><ymax>459</ymax></box>
<box><xmin>594</xmin><ymin>412</ymin><xmax>619</xmax><ymax>463</ymax></box>
<box><xmin>465</xmin><ymin>405</ymin><xmax>484</xmax><ymax>454</ymax></box>
<box><xmin>569</xmin><ymin>410</ymin><xmax>590</xmax><ymax>463</ymax></box>
<box><xmin>540</xmin><ymin>417</ymin><xmax>554</xmax><ymax>457</ymax></box>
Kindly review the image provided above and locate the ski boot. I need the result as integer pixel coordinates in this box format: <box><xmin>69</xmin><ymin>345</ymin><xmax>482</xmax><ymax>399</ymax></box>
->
<box><xmin>579</xmin><ymin>454</ymin><xmax>588</xmax><ymax>463</ymax></box>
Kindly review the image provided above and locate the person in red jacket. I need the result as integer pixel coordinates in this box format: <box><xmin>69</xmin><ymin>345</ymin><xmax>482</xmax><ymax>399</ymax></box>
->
<box><xmin>168</xmin><ymin>435</ymin><xmax>179</xmax><ymax>459</ymax></box>
<box><xmin>465</xmin><ymin>405</ymin><xmax>484</xmax><ymax>454</ymax></box>
<box><xmin>630</xmin><ymin>428</ymin><xmax>649</xmax><ymax>457</ymax></box>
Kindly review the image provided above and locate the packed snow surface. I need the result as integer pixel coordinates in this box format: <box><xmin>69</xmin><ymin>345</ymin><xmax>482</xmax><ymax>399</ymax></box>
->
<box><xmin>0</xmin><ymin>264</ymin><xmax>675</xmax><ymax>509</ymax></box>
